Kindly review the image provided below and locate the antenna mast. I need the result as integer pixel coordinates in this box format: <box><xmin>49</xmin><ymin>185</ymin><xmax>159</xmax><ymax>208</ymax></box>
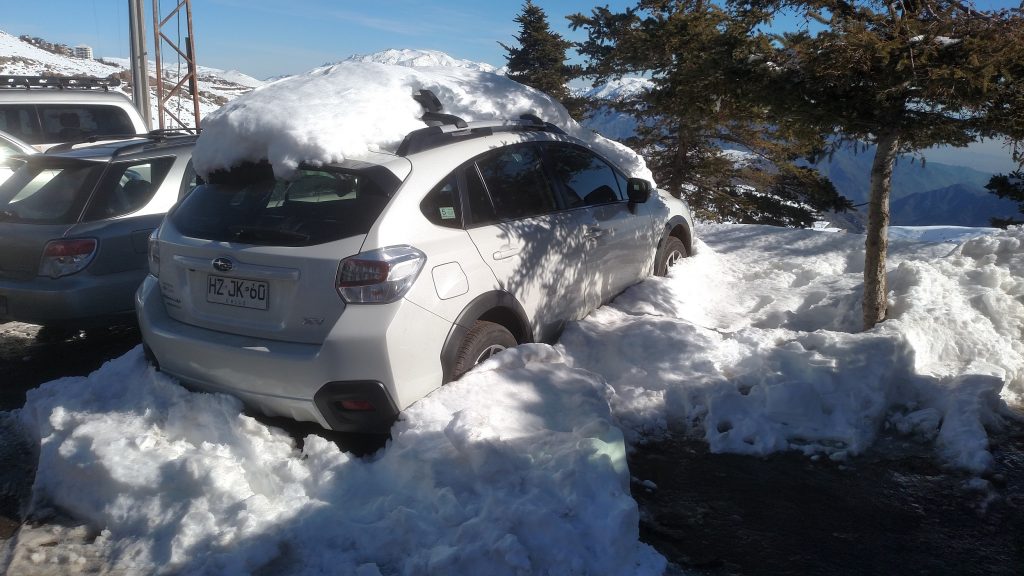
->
<box><xmin>127</xmin><ymin>0</ymin><xmax>151</xmax><ymax>130</ymax></box>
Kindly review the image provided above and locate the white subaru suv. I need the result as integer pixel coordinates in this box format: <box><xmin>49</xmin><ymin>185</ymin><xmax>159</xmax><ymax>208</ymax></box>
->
<box><xmin>137</xmin><ymin>93</ymin><xmax>694</xmax><ymax>433</ymax></box>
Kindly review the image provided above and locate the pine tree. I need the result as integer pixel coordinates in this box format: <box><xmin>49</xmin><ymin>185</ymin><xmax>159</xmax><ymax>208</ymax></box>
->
<box><xmin>573</xmin><ymin>0</ymin><xmax>1024</xmax><ymax>329</ymax></box>
<box><xmin>501</xmin><ymin>1</ymin><xmax>582</xmax><ymax>117</ymax></box>
<box><xmin>752</xmin><ymin>1</ymin><xmax>1024</xmax><ymax>328</ymax></box>
<box><xmin>570</xmin><ymin>1</ymin><xmax>851</xmax><ymax>227</ymax></box>
<box><xmin>987</xmin><ymin>170</ymin><xmax>1024</xmax><ymax>227</ymax></box>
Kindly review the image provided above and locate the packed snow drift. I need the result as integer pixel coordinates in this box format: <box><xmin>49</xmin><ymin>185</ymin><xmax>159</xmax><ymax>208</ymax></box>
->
<box><xmin>191</xmin><ymin>61</ymin><xmax>651</xmax><ymax>182</ymax></box>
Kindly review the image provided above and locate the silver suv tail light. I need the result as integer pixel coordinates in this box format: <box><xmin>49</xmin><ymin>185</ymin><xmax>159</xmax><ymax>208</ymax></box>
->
<box><xmin>336</xmin><ymin>245</ymin><xmax>426</xmax><ymax>304</ymax></box>
<box><xmin>39</xmin><ymin>238</ymin><xmax>97</xmax><ymax>278</ymax></box>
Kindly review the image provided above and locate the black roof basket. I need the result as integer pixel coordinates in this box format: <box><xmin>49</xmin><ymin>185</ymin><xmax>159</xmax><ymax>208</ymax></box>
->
<box><xmin>398</xmin><ymin>89</ymin><xmax>566</xmax><ymax>156</ymax></box>
<box><xmin>0</xmin><ymin>75</ymin><xmax>122</xmax><ymax>91</ymax></box>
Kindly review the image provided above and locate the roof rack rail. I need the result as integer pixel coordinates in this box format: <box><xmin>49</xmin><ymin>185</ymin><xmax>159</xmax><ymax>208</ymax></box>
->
<box><xmin>0</xmin><ymin>75</ymin><xmax>122</xmax><ymax>91</ymax></box>
<box><xmin>45</xmin><ymin>131</ymin><xmax>197</xmax><ymax>155</ymax></box>
<box><xmin>399</xmin><ymin>90</ymin><xmax>566</xmax><ymax>156</ymax></box>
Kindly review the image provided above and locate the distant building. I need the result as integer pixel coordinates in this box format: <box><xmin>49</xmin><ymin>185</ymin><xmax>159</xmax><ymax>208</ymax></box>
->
<box><xmin>73</xmin><ymin>45</ymin><xmax>93</xmax><ymax>60</ymax></box>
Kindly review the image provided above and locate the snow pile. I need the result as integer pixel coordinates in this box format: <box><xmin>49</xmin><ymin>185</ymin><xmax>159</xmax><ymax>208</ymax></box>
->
<box><xmin>558</xmin><ymin>224</ymin><xmax>1022</xmax><ymax>472</ymax></box>
<box><xmin>191</xmin><ymin>61</ymin><xmax>652</xmax><ymax>182</ymax></box>
<box><xmin>16</xmin><ymin>346</ymin><xmax>662</xmax><ymax>575</ymax></box>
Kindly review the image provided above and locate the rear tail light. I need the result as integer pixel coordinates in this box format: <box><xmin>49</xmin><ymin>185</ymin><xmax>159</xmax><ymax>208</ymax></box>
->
<box><xmin>39</xmin><ymin>238</ymin><xmax>97</xmax><ymax>278</ymax></box>
<box><xmin>336</xmin><ymin>245</ymin><xmax>426</xmax><ymax>304</ymax></box>
<box><xmin>147</xmin><ymin>228</ymin><xmax>160</xmax><ymax>278</ymax></box>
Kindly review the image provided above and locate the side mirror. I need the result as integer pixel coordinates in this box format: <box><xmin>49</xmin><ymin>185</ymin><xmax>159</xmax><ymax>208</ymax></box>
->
<box><xmin>626</xmin><ymin>178</ymin><xmax>651</xmax><ymax>204</ymax></box>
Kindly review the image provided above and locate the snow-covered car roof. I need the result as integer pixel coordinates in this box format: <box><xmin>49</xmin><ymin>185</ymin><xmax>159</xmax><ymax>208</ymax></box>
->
<box><xmin>193</xmin><ymin>61</ymin><xmax>653</xmax><ymax>182</ymax></box>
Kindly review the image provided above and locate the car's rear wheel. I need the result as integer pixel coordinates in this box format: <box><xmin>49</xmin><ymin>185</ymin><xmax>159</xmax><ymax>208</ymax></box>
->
<box><xmin>655</xmin><ymin>236</ymin><xmax>688</xmax><ymax>276</ymax></box>
<box><xmin>452</xmin><ymin>320</ymin><xmax>517</xmax><ymax>379</ymax></box>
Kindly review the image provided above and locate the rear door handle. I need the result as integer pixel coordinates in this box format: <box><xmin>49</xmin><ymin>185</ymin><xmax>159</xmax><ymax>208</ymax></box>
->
<box><xmin>584</xmin><ymin>226</ymin><xmax>605</xmax><ymax>241</ymax></box>
<box><xmin>492</xmin><ymin>246</ymin><xmax>521</xmax><ymax>260</ymax></box>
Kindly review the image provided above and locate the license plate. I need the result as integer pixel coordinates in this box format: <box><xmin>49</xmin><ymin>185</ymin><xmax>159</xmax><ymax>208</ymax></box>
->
<box><xmin>206</xmin><ymin>275</ymin><xmax>269</xmax><ymax>310</ymax></box>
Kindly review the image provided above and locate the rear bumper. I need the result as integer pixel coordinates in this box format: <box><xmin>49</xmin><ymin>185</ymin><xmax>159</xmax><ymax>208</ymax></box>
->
<box><xmin>135</xmin><ymin>275</ymin><xmax>451</xmax><ymax>433</ymax></box>
<box><xmin>0</xmin><ymin>269</ymin><xmax>143</xmax><ymax>325</ymax></box>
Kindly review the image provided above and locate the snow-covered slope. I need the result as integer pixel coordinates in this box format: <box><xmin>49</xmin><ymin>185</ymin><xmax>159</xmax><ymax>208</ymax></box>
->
<box><xmin>0</xmin><ymin>30</ymin><xmax>262</xmax><ymax>129</ymax></box>
<box><xmin>0</xmin><ymin>31</ymin><xmax>123</xmax><ymax>78</ymax></box>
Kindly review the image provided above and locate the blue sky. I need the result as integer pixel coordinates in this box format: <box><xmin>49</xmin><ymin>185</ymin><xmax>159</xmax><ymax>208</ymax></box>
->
<box><xmin>4</xmin><ymin>1</ymin><xmax>635</xmax><ymax>79</ymax></box>
<box><xmin>5</xmin><ymin>0</ymin><xmax>1019</xmax><ymax>79</ymax></box>
<box><xmin>5</xmin><ymin>0</ymin><xmax>1019</xmax><ymax>171</ymax></box>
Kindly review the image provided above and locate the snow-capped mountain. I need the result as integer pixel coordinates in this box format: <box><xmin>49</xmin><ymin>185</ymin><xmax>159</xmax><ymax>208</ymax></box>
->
<box><xmin>342</xmin><ymin>48</ymin><xmax>506</xmax><ymax>74</ymax></box>
<box><xmin>582</xmin><ymin>76</ymin><xmax>653</xmax><ymax>102</ymax></box>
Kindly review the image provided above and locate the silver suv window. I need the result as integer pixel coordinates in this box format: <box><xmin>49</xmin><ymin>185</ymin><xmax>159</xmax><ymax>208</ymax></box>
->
<box><xmin>542</xmin><ymin>143</ymin><xmax>625</xmax><ymax>208</ymax></box>
<box><xmin>0</xmin><ymin>104</ymin><xmax>137</xmax><ymax>144</ymax></box>
<box><xmin>170</xmin><ymin>163</ymin><xmax>396</xmax><ymax>246</ymax></box>
<box><xmin>476</xmin><ymin>144</ymin><xmax>557</xmax><ymax>221</ymax></box>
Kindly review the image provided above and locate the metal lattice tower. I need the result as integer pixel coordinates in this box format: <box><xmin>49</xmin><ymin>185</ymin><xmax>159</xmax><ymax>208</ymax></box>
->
<box><xmin>151</xmin><ymin>0</ymin><xmax>201</xmax><ymax>132</ymax></box>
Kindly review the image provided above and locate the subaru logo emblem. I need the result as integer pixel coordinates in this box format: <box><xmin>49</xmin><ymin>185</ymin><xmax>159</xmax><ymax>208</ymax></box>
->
<box><xmin>212</xmin><ymin>257</ymin><xmax>233</xmax><ymax>272</ymax></box>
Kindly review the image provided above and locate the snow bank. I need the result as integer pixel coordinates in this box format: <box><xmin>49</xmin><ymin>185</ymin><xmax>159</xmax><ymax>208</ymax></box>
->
<box><xmin>17</xmin><ymin>346</ymin><xmax>662</xmax><ymax>575</ymax></box>
<box><xmin>559</xmin><ymin>224</ymin><xmax>1023</xmax><ymax>472</ymax></box>
<box><xmin>192</xmin><ymin>61</ymin><xmax>652</xmax><ymax>182</ymax></box>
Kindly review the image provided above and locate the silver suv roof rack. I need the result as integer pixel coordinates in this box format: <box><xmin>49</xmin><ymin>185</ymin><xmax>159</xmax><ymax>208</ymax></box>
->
<box><xmin>46</xmin><ymin>131</ymin><xmax>197</xmax><ymax>156</ymax></box>
<box><xmin>0</xmin><ymin>75</ymin><xmax>122</xmax><ymax>91</ymax></box>
<box><xmin>398</xmin><ymin>89</ymin><xmax>566</xmax><ymax>156</ymax></box>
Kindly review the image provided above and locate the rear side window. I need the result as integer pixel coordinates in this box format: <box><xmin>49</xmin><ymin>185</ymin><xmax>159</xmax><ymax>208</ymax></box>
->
<box><xmin>543</xmin><ymin>144</ymin><xmax>625</xmax><ymax>208</ymax></box>
<box><xmin>420</xmin><ymin>174</ymin><xmax>462</xmax><ymax>228</ymax></box>
<box><xmin>82</xmin><ymin>157</ymin><xmax>175</xmax><ymax>221</ymax></box>
<box><xmin>0</xmin><ymin>160</ymin><xmax>104</xmax><ymax>224</ymax></box>
<box><xmin>171</xmin><ymin>164</ymin><xmax>394</xmax><ymax>246</ymax></box>
<box><xmin>475</xmin><ymin>144</ymin><xmax>556</xmax><ymax>221</ymax></box>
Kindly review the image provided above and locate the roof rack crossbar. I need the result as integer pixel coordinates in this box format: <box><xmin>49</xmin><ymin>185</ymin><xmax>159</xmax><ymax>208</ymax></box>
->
<box><xmin>0</xmin><ymin>75</ymin><xmax>122</xmax><ymax>91</ymax></box>
<box><xmin>399</xmin><ymin>90</ymin><xmax>566</xmax><ymax>156</ymax></box>
<box><xmin>396</xmin><ymin>116</ymin><xmax>567</xmax><ymax>157</ymax></box>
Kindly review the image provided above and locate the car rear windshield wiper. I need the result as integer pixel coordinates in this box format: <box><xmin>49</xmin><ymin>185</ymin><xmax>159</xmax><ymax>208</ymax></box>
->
<box><xmin>228</xmin><ymin>225</ymin><xmax>311</xmax><ymax>245</ymax></box>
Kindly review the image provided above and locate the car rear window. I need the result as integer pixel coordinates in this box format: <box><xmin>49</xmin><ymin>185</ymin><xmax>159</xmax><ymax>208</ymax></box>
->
<box><xmin>0</xmin><ymin>104</ymin><xmax>137</xmax><ymax>145</ymax></box>
<box><xmin>0</xmin><ymin>158</ymin><xmax>104</xmax><ymax>224</ymax></box>
<box><xmin>170</xmin><ymin>163</ymin><xmax>396</xmax><ymax>246</ymax></box>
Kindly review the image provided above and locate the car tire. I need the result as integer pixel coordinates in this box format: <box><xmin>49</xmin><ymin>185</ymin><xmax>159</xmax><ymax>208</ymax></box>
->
<box><xmin>655</xmin><ymin>236</ymin><xmax>688</xmax><ymax>276</ymax></box>
<box><xmin>452</xmin><ymin>320</ymin><xmax>517</xmax><ymax>379</ymax></box>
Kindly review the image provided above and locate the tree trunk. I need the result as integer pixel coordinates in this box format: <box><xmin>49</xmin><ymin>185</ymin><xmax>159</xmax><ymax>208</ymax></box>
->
<box><xmin>863</xmin><ymin>132</ymin><xmax>899</xmax><ymax>330</ymax></box>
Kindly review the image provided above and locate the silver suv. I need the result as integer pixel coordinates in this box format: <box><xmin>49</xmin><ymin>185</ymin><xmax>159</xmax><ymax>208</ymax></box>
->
<box><xmin>0</xmin><ymin>133</ymin><xmax>197</xmax><ymax>328</ymax></box>
<box><xmin>0</xmin><ymin>76</ymin><xmax>148</xmax><ymax>150</ymax></box>
<box><xmin>137</xmin><ymin>95</ymin><xmax>693</xmax><ymax>433</ymax></box>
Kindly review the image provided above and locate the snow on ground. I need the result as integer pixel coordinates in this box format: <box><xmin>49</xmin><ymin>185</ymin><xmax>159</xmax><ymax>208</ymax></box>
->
<box><xmin>7</xmin><ymin>223</ymin><xmax>1023</xmax><ymax>574</ymax></box>
<box><xmin>191</xmin><ymin>61</ymin><xmax>652</xmax><ymax>183</ymax></box>
<box><xmin>12</xmin><ymin>346</ymin><xmax>661</xmax><ymax>575</ymax></box>
<box><xmin>559</xmin><ymin>223</ymin><xmax>1023</xmax><ymax>473</ymax></box>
